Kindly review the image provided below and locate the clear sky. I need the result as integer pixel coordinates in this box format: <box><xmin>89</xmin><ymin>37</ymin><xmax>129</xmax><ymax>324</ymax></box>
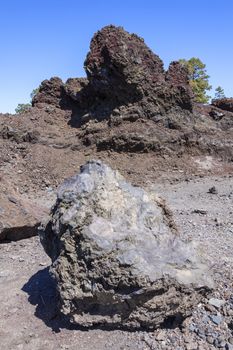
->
<box><xmin>0</xmin><ymin>0</ymin><xmax>232</xmax><ymax>113</ymax></box>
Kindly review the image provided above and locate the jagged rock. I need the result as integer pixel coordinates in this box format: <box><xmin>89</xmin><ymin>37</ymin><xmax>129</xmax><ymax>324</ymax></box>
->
<box><xmin>33</xmin><ymin>25</ymin><xmax>193</xmax><ymax>126</ymax></box>
<box><xmin>64</xmin><ymin>78</ymin><xmax>89</xmax><ymax>104</ymax></box>
<box><xmin>32</xmin><ymin>77</ymin><xmax>70</xmax><ymax>109</ymax></box>
<box><xmin>166</xmin><ymin>61</ymin><xmax>190</xmax><ymax>86</ymax></box>
<box><xmin>85</xmin><ymin>25</ymin><xmax>165</xmax><ymax>103</ymax></box>
<box><xmin>84</xmin><ymin>26</ymin><xmax>193</xmax><ymax>112</ymax></box>
<box><xmin>165</xmin><ymin>61</ymin><xmax>193</xmax><ymax>110</ymax></box>
<box><xmin>212</xmin><ymin>98</ymin><xmax>233</xmax><ymax>113</ymax></box>
<box><xmin>40</xmin><ymin>160</ymin><xmax>212</xmax><ymax>330</ymax></box>
<box><xmin>0</xmin><ymin>125</ymin><xmax>39</xmax><ymax>143</ymax></box>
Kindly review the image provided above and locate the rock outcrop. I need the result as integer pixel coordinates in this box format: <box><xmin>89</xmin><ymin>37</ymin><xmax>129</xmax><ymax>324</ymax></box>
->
<box><xmin>33</xmin><ymin>25</ymin><xmax>194</xmax><ymax>124</ymax></box>
<box><xmin>212</xmin><ymin>98</ymin><xmax>233</xmax><ymax>113</ymax></box>
<box><xmin>40</xmin><ymin>160</ymin><xmax>212</xmax><ymax>330</ymax></box>
<box><xmin>84</xmin><ymin>25</ymin><xmax>165</xmax><ymax>102</ymax></box>
<box><xmin>32</xmin><ymin>77</ymin><xmax>71</xmax><ymax>110</ymax></box>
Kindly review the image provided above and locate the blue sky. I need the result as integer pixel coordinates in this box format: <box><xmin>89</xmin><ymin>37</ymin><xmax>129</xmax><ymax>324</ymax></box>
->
<box><xmin>0</xmin><ymin>0</ymin><xmax>232</xmax><ymax>113</ymax></box>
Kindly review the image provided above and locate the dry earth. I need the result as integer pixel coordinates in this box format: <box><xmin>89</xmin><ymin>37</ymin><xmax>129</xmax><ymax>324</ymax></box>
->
<box><xmin>1</xmin><ymin>163</ymin><xmax>233</xmax><ymax>350</ymax></box>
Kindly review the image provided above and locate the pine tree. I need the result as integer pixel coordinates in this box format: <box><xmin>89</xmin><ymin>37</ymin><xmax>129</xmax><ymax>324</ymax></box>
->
<box><xmin>179</xmin><ymin>57</ymin><xmax>212</xmax><ymax>103</ymax></box>
<box><xmin>214</xmin><ymin>86</ymin><xmax>225</xmax><ymax>100</ymax></box>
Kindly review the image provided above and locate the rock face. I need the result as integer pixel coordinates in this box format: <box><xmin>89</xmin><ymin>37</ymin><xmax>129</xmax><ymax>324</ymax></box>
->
<box><xmin>0</xmin><ymin>177</ymin><xmax>51</xmax><ymax>241</ymax></box>
<box><xmin>40</xmin><ymin>160</ymin><xmax>212</xmax><ymax>330</ymax></box>
<box><xmin>212</xmin><ymin>98</ymin><xmax>233</xmax><ymax>113</ymax></box>
<box><xmin>84</xmin><ymin>25</ymin><xmax>165</xmax><ymax>103</ymax></box>
<box><xmin>33</xmin><ymin>25</ymin><xmax>193</xmax><ymax>123</ymax></box>
<box><xmin>32</xmin><ymin>77</ymin><xmax>71</xmax><ymax>109</ymax></box>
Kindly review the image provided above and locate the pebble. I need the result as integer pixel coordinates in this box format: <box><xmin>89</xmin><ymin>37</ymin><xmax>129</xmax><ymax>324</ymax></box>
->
<box><xmin>189</xmin><ymin>324</ymin><xmax>197</xmax><ymax>332</ymax></box>
<box><xmin>186</xmin><ymin>342</ymin><xmax>198</xmax><ymax>350</ymax></box>
<box><xmin>207</xmin><ymin>336</ymin><xmax>214</xmax><ymax>344</ymax></box>
<box><xmin>155</xmin><ymin>331</ymin><xmax>166</xmax><ymax>341</ymax></box>
<box><xmin>209</xmin><ymin>314</ymin><xmax>222</xmax><ymax>325</ymax></box>
<box><xmin>209</xmin><ymin>298</ymin><xmax>225</xmax><ymax>308</ymax></box>
<box><xmin>208</xmin><ymin>186</ymin><xmax>218</xmax><ymax>194</ymax></box>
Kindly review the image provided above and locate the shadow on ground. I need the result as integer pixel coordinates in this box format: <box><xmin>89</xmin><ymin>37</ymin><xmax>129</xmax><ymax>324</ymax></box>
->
<box><xmin>22</xmin><ymin>267</ymin><xmax>184</xmax><ymax>333</ymax></box>
<box><xmin>22</xmin><ymin>267</ymin><xmax>75</xmax><ymax>333</ymax></box>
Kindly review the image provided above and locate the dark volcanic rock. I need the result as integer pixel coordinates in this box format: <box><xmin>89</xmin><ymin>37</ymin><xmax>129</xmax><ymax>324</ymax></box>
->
<box><xmin>64</xmin><ymin>78</ymin><xmax>89</xmax><ymax>104</ymax></box>
<box><xmin>212</xmin><ymin>98</ymin><xmax>233</xmax><ymax>113</ymax></box>
<box><xmin>165</xmin><ymin>61</ymin><xmax>193</xmax><ymax>110</ymax></box>
<box><xmin>84</xmin><ymin>25</ymin><xmax>165</xmax><ymax>103</ymax></box>
<box><xmin>166</xmin><ymin>61</ymin><xmax>190</xmax><ymax>87</ymax></box>
<box><xmin>83</xmin><ymin>26</ymin><xmax>193</xmax><ymax>113</ymax></box>
<box><xmin>33</xmin><ymin>25</ymin><xmax>194</xmax><ymax>126</ymax></box>
<box><xmin>40</xmin><ymin>160</ymin><xmax>212</xmax><ymax>330</ymax></box>
<box><xmin>32</xmin><ymin>77</ymin><xmax>70</xmax><ymax>109</ymax></box>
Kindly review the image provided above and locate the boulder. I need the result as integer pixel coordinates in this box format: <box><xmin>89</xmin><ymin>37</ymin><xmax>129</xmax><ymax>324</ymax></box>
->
<box><xmin>40</xmin><ymin>160</ymin><xmax>212</xmax><ymax>330</ymax></box>
<box><xmin>0</xmin><ymin>186</ymin><xmax>47</xmax><ymax>242</ymax></box>
<box><xmin>212</xmin><ymin>98</ymin><xmax>233</xmax><ymax>113</ymax></box>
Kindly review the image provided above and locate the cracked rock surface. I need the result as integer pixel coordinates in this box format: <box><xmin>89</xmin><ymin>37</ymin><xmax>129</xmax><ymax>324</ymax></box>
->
<box><xmin>40</xmin><ymin>160</ymin><xmax>212</xmax><ymax>330</ymax></box>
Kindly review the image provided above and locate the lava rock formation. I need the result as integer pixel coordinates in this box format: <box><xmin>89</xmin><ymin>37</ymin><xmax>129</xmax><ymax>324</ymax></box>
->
<box><xmin>32</xmin><ymin>25</ymin><xmax>194</xmax><ymax>124</ymax></box>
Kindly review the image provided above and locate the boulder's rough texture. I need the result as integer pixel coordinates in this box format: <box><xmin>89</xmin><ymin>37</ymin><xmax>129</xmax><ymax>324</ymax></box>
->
<box><xmin>212</xmin><ymin>98</ymin><xmax>233</xmax><ymax>113</ymax></box>
<box><xmin>40</xmin><ymin>160</ymin><xmax>212</xmax><ymax>330</ymax></box>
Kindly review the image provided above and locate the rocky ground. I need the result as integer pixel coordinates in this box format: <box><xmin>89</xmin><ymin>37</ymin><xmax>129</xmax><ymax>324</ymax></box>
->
<box><xmin>1</xmin><ymin>24</ymin><xmax>233</xmax><ymax>349</ymax></box>
<box><xmin>0</xmin><ymin>167</ymin><xmax>233</xmax><ymax>350</ymax></box>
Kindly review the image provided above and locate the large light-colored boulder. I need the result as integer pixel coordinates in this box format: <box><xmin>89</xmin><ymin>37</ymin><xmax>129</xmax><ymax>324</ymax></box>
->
<box><xmin>40</xmin><ymin>160</ymin><xmax>212</xmax><ymax>330</ymax></box>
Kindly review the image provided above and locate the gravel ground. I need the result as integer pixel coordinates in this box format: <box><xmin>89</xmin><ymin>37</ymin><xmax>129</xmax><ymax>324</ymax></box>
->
<box><xmin>0</xmin><ymin>174</ymin><xmax>233</xmax><ymax>350</ymax></box>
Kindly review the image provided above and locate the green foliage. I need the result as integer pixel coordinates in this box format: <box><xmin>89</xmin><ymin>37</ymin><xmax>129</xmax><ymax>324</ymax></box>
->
<box><xmin>15</xmin><ymin>103</ymin><xmax>32</xmax><ymax>114</ymax></box>
<box><xmin>15</xmin><ymin>87</ymin><xmax>39</xmax><ymax>114</ymax></box>
<box><xmin>179</xmin><ymin>57</ymin><xmax>212</xmax><ymax>103</ymax></box>
<box><xmin>30</xmin><ymin>88</ymin><xmax>39</xmax><ymax>101</ymax></box>
<box><xmin>214</xmin><ymin>86</ymin><xmax>225</xmax><ymax>100</ymax></box>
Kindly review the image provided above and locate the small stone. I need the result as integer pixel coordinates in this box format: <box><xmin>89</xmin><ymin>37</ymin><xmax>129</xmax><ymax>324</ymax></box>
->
<box><xmin>192</xmin><ymin>209</ymin><xmax>207</xmax><ymax>215</ymax></box>
<box><xmin>189</xmin><ymin>324</ymin><xmax>197</xmax><ymax>332</ymax></box>
<box><xmin>208</xmin><ymin>186</ymin><xmax>218</xmax><ymax>194</ymax></box>
<box><xmin>186</xmin><ymin>342</ymin><xmax>198</xmax><ymax>350</ymax></box>
<box><xmin>209</xmin><ymin>314</ymin><xmax>222</xmax><ymax>325</ymax></box>
<box><xmin>155</xmin><ymin>331</ymin><xmax>165</xmax><ymax>341</ymax></box>
<box><xmin>229</xmin><ymin>338</ymin><xmax>233</xmax><ymax>345</ymax></box>
<box><xmin>207</xmin><ymin>336</ymin><xmax>214</xmax><ymax>344</ymax></box>
<box><xmin>214</xmin><ymin>218</ymin><xmax>223</xmax><ymax>226</ymax></box>
<box><xmin>209</xmin><ymin>298</ymin><xmax>225</xmax><ymax>308</ymax></box>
